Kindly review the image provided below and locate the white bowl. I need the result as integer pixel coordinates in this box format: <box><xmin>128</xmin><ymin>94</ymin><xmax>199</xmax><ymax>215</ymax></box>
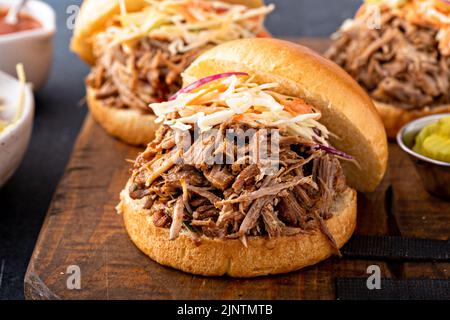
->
<box><xmin>0</xmin><ymin>0</ymin><xmax>56</xmax><ymax>91</ymax></box>
<box><xmin>0</xmin><ymin>70</ymin><xmax>34</xmax><ymax>188</ymax></box>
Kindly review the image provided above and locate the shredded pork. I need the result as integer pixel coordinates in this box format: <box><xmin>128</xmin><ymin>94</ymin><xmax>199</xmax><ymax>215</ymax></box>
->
<box><xmin>86</xmin><ymin>38</ymin><xmax>207</xmax><ymax>112</ymax></box>
<box><xmin>129</xmin><ymin>123</ymin><xmax>348</xmax><ymax>249</ymax></box>
<box><xmin>326</xmin><ymin>9</ymin><xmax>450</xmax><ymax>109</ymax></box>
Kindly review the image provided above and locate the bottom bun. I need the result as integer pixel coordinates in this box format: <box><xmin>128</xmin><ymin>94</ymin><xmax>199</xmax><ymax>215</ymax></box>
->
<box><xmin>118</xmin><ymin>184</ymin><xmax>357</xmax><ymax>278</ymax></box>
<box><xmin>374</xmin><ymin>100</ymin><xmax>450</xmax><ymax>139</ymax></box>
<box><xmin>86</xmin><ymin>87</ymin><xmax>158</xmax><ymax>146</ymax></box>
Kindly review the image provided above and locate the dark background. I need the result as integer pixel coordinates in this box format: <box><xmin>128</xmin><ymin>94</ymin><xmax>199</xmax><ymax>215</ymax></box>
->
<box><xmin>0</xmin><ymin>0</ymin><xmax>362</xmax><ymax>300</ymax></box>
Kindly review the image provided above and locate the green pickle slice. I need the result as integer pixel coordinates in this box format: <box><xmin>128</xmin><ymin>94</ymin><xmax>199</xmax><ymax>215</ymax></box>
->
<box><xmin>414</xmin><ymin>123</ymin><xmax>438</xmax><ymax>152</ymax></box>
<box><xmin>437</xmin><ymin>117</ymin><xmax>450</xmax><ymax>137</ymax></box>
<box><xmin>421</xmin><ymin>135</ymin><xmax>450</xmax><ymax>163</ymax></box>
<box><xmin>413</xmin><ymin>117</ymin><xmax>450</xmax><ymax>163</ymax></box>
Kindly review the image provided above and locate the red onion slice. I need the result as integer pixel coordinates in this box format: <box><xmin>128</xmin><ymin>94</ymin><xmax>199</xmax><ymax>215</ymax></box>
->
<box><xmin>313</xmin><ymin>144</ymin><xmax>354</xmax><ymax>160</ymax></box>
<box><xmin>169</xmin><ymin>72</ymin><xmax>249</xmax><ymax>101</ymax></box>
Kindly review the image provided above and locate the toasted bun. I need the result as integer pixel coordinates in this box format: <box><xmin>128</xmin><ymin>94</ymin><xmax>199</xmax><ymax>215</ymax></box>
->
<box><xmin>87</xmin><ymin>87</ymin><xmax>158</xmax><ymax>146</ymax></box>
<box><xmin>71</xmin><ymin>0</ymin><xmax>265</xmax><ymax>64</ymax></box>
<box><xmin>184</xmin><ymin>38</ymin><xmax>388</xmax><ymax>193</ymax></box>
<box><xmin>374</xmin><ymin>100</ymin><xmax>450</xmax><ymax>139</ymax></box>
<box><xmin>118</xmin><ymin>183</ymin><xmax>357</xmax><ymax>277</ymax></box>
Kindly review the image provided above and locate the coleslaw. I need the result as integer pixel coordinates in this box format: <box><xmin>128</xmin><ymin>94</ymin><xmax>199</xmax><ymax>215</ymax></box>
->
<box><xmin>149</xmin><ymin>73</ymin><xmax>331</xmax><ymax>145</ymax></box>
<box><xmin>95</xmin><ymin>0</ymin><xmax>274</xmax><ymax>56</ymax></box>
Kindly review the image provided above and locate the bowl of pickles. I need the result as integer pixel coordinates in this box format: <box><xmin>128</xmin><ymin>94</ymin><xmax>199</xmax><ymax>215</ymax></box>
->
<box><xmin>397</xmin><ymin>114</ymin><xmax>450</xmax><ymax>200</ymax></box>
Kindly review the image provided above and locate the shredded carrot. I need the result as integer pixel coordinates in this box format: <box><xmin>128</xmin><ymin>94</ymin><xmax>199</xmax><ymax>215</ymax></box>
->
<box><xmin>355</xmin><ymin>3</ymin><xmax>369</xmax><ymax>18</ymax></box>
<box><xmin>270</xmin><ymin>92</ymin><xmax>313</xmax><ymax>116</ymax></box>
<box><xmin>232</xmin><ymin>113</ymin><xmax>261</xmax><ymax>124</ymax></box>
<box><xmin>180</xmin><ymin>5</ymin><xmax>198</xmax><ymax>23</ymax></box>
<box><xmin>194</xmin><ymin>0</ymin><xmax>215</xmax><ymax>12</ymax></box>
<box><xmin>188</xmin><ymin>83</ymin><xmax>228</xmax><ymax>105</ymax></box>
<box><xmin>283</xmin><ymin>98</ymin><xmax>314</xmax><ymax>116</ymax></box>
<box><xmin>257</xmin><ymin>29</ymin><xmax>272</xmax><ymax>38</ymax></box>
<box><xmin>232</xmin><ymin>114</ymin><xmax>245</xmax><ymax>122</ymax></box>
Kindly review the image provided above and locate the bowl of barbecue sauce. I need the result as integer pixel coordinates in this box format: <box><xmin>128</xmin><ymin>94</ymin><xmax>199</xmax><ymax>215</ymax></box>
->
<box><xmin>0</xmin><ymin>8</ymin><xmax>42</xmax><ymax>35</ymax></box>
<box><xmin>0</xmin><ymin>1</ymin><xmax>55</xmax><ymax>90</ymax></box>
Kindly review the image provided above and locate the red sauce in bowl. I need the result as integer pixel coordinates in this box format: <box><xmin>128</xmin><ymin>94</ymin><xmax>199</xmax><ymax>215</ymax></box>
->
<box><xmin>0</xmin><ymin>8</ymin><xmax>42</xmax><ymax>36</ymax></box>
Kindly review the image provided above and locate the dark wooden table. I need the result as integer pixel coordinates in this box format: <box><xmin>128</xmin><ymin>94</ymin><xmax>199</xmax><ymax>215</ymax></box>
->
<box><xmin>24</xmin><ymin>39</ymin><xmax>450</xmax><ymax>300</ymax></box>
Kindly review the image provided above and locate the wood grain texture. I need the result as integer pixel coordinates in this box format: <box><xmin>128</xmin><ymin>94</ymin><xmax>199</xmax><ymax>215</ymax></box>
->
<box><xmin>24</xmin><ymin>39</ymin><xmax>449</xmax><ymax>300</ymax></box>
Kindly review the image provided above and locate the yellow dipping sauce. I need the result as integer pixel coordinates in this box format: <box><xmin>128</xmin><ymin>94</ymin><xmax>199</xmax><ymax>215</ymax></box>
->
<box><xmin>413</xmin><ymin>117</ymin><xmax>450</xmax><ymax>163</ymax></box>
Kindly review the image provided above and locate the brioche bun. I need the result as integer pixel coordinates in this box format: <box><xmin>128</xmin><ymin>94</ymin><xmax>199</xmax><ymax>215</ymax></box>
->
<box><xmin>118</xmin><ymin>184</ymin><xmax>357</xmax><ymax>277</ymax></box>
<box><xmin>374</xmin><ymin>101</ymin><xmax>450</xmax><ymax>139</ymax></box>
<box><xmin>87</xmin><ymin>87</ymin><xmax>157</xmax><ymax>146</ymax></box>
<box><xmin>71</xmin><ymin>0</ymin><xmax>265</xmax><ymax>64</ymax></box>
<box><xmin>184</xmin><ymin>38</ymin><xmax>388</xmax><ymax>193</ymax></box>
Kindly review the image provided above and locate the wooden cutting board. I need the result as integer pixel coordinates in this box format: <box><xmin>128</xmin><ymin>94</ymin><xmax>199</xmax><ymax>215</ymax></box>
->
<box><xmin>24</xmin><ymin>39</ymin><xmax>450</xmax><ymax>300</ymax></box>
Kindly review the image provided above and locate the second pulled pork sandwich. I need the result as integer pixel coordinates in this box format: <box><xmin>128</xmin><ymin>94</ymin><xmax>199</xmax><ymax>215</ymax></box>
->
<box><xmin>117</xmin><ymin>38</ymin><xmax>388</xmax><ymax>277</ymax></box>
<box><xmin>71</xmin><ymin>0</ymin><xmax>273</xmax><ymax>145</ymax></box>
<box><xmin>326</xmin><ymin>0</ymin><xmax>450</xmax><ymax>138</ymax></box>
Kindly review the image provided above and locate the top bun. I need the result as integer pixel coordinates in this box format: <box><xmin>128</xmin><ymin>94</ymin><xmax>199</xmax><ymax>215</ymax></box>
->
<box><xmin>71</xmin><ymin>0</ymin><xmax>265</xmax><ymax>64</ymax></box>
<box><xmin>184</xmin><ymin>38</ymin><xmax>388</xmax><ymax>193</ymax></box>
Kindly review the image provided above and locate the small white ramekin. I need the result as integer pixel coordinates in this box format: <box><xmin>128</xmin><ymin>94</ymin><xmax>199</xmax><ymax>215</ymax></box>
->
<box><xmin>0</xmin><ymin>0</ymin><xmax>56</xmax><ymax>91</ymax></box>
<box><xmin>0</xmin><ymin>69</ymin><xmax>34</xmax><ymax>188</ymax></box>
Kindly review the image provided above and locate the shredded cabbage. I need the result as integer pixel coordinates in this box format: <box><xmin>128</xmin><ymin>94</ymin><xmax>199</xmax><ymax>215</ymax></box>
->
<box><xmin>97</xmin><ymin>0</ymin><xmax>274</xmax><ymax>56</ymax></box>
<box><xmin>149</xmin><ymin>75</ymin><xmax>331</xmax><ymax>145</ymax></box>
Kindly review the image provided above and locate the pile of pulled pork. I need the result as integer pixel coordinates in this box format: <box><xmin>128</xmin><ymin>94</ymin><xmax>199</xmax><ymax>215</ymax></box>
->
<box><xmin>326</xmin><ymin>9</ymin><xmax>450</xmax><ymax>109</ymax></box>
<box><xmin>128</xmin><ymin>122</ymin><xmax>348</xmax><ymax>249</ymax></box>
<box><xmin>86</xmin><ymin>38</ymin><xmax>206</xmax><ymax>112</ymax></box>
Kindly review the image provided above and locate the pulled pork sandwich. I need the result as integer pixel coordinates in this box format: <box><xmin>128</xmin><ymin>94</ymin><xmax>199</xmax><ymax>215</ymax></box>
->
<box><xmin>117</xmin><ymin>39</ymin><xmax>388</xmax><ymax>277</ymax></box>
<box><xmin>326</xmin><ymin>0</ymin><xmax>450</xmax><ymax>138</ymax></box>
<box><xmin>71</xmin><ymin>0</ymin><xmax>273</xmax><ymax>145</ymax></box>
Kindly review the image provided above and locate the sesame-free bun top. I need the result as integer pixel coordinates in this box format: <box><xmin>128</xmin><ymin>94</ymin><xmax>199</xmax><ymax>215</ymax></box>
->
<box><xmin>71</xmin><ymin>0</ymin><xmax>265</xmax><ymax>64</ymax></box>
<box><xmin>184</xmin><ymin>38</ymin><xmax>388</xmax><ymax>193</ymax></box>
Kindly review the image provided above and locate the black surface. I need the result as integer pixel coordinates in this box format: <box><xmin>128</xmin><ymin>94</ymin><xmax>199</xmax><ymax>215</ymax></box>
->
<box><xmin>342</xmin><ymin>236</ymin><xmax>450</xmax><ymax>261</ymax></box>
<box><xmin>0</xmin><ymin>0</ymin><xmax>361</xmax><ymax>300</ymax></box>
<box><xmin>336</xmin><ymin>278</ymin><xmax>450</xmax><ymax>300</ymax></box>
